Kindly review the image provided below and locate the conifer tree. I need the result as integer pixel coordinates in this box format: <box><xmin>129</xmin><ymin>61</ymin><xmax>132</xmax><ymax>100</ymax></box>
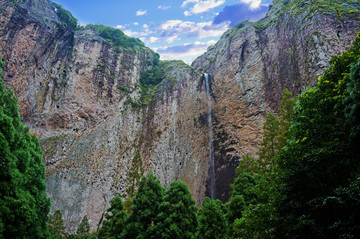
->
<box><xmin>0</xmin><ymin>55</ymin><xmax>50</xmax><ymax>238</ymax></box>
<box><xmin>77</xmin><ymin>215</ymin><xmax>90</xmax><ymax>237</ymax></box>
<box><xmin>49</xmin><ymin>210</ymin><xmax>65</xmax><ymax>238</ymax></box>
<box><xmin>258</xmin><ymin>112</ymin><xmax>280</xmax><ymax>169</ymax></box>
<box><xmin>98</xmin><ymin>195</ymin><xmax>127</xmax><ymax>239</ymax></box>
<box><xmin>122</xmin><ymin>172</ymin><xmax>165</xmax><ymax>239</ymax></box>
<box><xmin>197</xmin><ymin>197</ymin><xmax>229</xmax><ymax>239</ymax></box>
<box><xmin>153</xmin><ymin>180</ymin><xmax>198</xmax><ymax>239</ymax></box>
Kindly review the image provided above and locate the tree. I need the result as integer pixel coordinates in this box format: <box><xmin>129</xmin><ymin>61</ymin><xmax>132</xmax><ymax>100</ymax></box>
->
<box><xmin>126</xmin><ymin>150</ymin><xmax>144</xmax><ymax>198</ymax></box>
<box><xmin>153</xmin><ymin>180</ymin><xmax>198</xmax><ymax>239</ymax></box>
<box><xmin>122</xmin><ymin>173</ymin><xmax>165</xmax><ymax>239</ymax></box>
<box><xmin>345</xmin><ymin>59</ymin><xmax>360</xmax><ymax>153</ymax></box>
<box><xmin>278</xmin><ymin>88</ymin><xmax>296</xmax><ymax>147</ymax></box>
<box><xmin>275</xmin><ymin>33</ymin><xmax>360</xmax><ymax>238</ymax></box>
<box><xmin>257</xmin><ymin>112</ymin><xmax>280</xmax><ymax>170</ymax></box>
<box><xmin>0</xmin><ymin>55</ymin><xmax>51</xmax><ymax>238</ymax></box>
<box><xmin>77</xmin><ymin>215</ymin><xmax>90</xmax><ymax>237</ymax></box>
<box><xmin>197</xmin><ymin>198</ymin><xmax>229</xmax><ymax>239</ymax></box>
<box><xmin>98</xmin><ymin>195</ymin><xmax>127</xmax><ymax>239</ymax></box>
<box><xmin>48</xmin><ymin>210</ymin><xmax>65</xmax><ymax>238</ymax></box>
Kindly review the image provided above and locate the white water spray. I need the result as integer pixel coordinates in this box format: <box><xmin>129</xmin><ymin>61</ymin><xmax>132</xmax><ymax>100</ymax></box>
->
<box><xmin>204</xmin><ymin>73</ymin><xmax>216</xmax><ymax>199</ymax></box>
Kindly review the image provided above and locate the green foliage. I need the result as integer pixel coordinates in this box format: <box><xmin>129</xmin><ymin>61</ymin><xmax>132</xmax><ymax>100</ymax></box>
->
<box><xmin>153</xmin><ymin>180</ymin><xmax>198</xmax><ymax>239</ymax></box>
<box><xmin>123</xmin><ymin>198</ymin><xmax>132</xmax><ymax>215</ymax></box>
<box><xmin>258</xmin><ymin>88</ymin><xmax>295</xmax><ymax>171</ymax></box>
<box><xmin>257</xmin><ymin>112</ymin><xmax>281</xmax><ymax>168</ymax></box>
<box><xmin>278</xmin><ymin>88</ymin><xmax>296</xmax><ymax>146</ymax></box>
<box><xmin>77</xmin><ymin>215</ymin><xmax>90</xmax><ymax>237</ymax></box>
<box><xmin>226</xmin><ymin>195</ymin><xmax>245</xmax><ymax>224</ymax></box>
<box><xmin>275</xmin><ymin>32</ymin><xmax>360</xmax><ymax>238</ymax></box>
<box><xmin>197</xmin><ymin>198</ymin><xmax>229</xmax><ymax>239</ymax></box>
<box><xmin>255</xmin><ymin>0</ymin><xmax>360</xmax><ymax>32</ymax></box>
<box><xmin>127</xmin><ymin>61</ymin><xmax>165</xmax><ymax>109</ymax></box>
<box><xmin>126</xmin><ymin>151</ymin><xmax>144</xmax><ymax>198</ymax></box>
<box><xmin>98</xmin><ymin>195</ymin><xmax>127</xmax><ymax>239</ymax></box>
<box><xmin>122</xmin><ymin>173</ymin><xmax>165</xmax><ymax>239</ymax></box>
<box><xmin>84</xmin><ymin>24</ymin><xmax>145</xmax><ymax>52</ymax></box>
<box><xmin>49</xmin><ymin>210</ymin><xmax>65</xmax><ymax>238</ymax></box>
<box><xmin>234</xmin><ymin>154</ymin><xmax>259</xmax><ymax>176</ymax></box>
<box><xmin>345</xmin><ymin>59</ymin><xmax>360</xmax><ymax>150</ymax></box>
<box><xmin>52</xmin><ymin>2</ymin><xmax>78</xmax><ymax>31</ymax></box>
<box><xmin>0</xmin><ymin>55</ymin><xmax>50</xmax><ymax>238</ymax></box>
<box><xmin>231</xmin><ymin>172</ymin><xmax>258</xmax><ymax>206</ymax></box>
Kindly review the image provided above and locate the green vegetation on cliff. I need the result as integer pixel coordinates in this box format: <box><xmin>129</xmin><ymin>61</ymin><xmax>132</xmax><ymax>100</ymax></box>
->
<box><xmin>83</xmin><ymin>24</ymin><xmax>145</xmax><ymax>52</ymax></box>
<box><xmin>52</xmin><ymin>2</ymin><xmax>79</xmax><ymax>31</ymax></box>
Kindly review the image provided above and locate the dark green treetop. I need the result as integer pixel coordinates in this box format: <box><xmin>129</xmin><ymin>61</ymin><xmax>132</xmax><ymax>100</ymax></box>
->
<box><xmin>197</xmin><ymin>197</ymin><xmax>229</xmax><ymax>239</ymax></box>
<box><xmin>153</xmin><ymin>180</ymin><xmax>198</xmax><ymax>239</ymax></box>
<box><xmin>98</xmin><ymin>195</ymin><xmax>127</xmax><ymax>239</ymax></box>
<box><xmin>122</xmin><ymin>172</ymin><xmax>165</xmax><ymax>239</ymax></box>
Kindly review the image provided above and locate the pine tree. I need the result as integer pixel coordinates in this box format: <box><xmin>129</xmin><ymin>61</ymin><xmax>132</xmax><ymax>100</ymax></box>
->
<box><xmin>0</xmin><ymin>54</ymin><xmax>51</xmax><ymax>238</ymax></box>
<box><xmin>258</xmin><ymin>112</ymin><xmax>280</xmax><ymax>169</ymax></box>
<box><xmin>122</xmin><ymin>172</ymin><xmax>165</xmax><ymax>239</ymax></box>
<box><xmin>98</xmin><ymin>195</ymin><xmax>127</xmax><ymax>239</ymax></box>
<box><xmin>197</xmin><ymin>198</ymin><xmax>229</xmax><ymax>239</ymax></box>
<box><xmin>153</xmin><ymin>180</ymin><xmax>198</xmax><ymax>239</ymax></box>
<box><xmin>48</xmin><ymin>210</ymin><xmax>65</xmax><ymax>238</ymax></box>
<box><xmin>77</xmin><ymin>215</ymin><xmax>90</xmax><ymax>237</ymax></box>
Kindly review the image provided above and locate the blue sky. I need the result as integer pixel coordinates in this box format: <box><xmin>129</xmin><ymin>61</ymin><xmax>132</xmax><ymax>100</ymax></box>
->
<box><xmin>53</xmin><ymin>0</ymin><xmax>272</xmax><ymax>64</ymax></box>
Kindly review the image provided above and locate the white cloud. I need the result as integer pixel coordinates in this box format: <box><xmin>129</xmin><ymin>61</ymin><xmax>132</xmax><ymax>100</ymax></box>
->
<box><xmin>240</xmin><ymin>0</ymin><xmax>261</xmax><ymax>10</ymax></box>
<box><xmin>158</xmin><ymin>5</ymin><xmax>171</xmax><ymax>10</ymax></box>
<box><xmin>181</xmin><ymin>0</ymin><xmax>198</xmax><ymax>7</ymax></box>
<box><xmin>183</xmin><ymin>0</ymin><xmax>225</xmax><ymax>16</ymax></box>
<box><xmin>136</xmin><ymin>9</ymin><xmax>147</xmax><ymax>16</ymax></box>
<box><xmin>158</xmin><ymin>20</ymin><xmax>229</xmax><ymax>39</ymax></box>
<box><xmin>148</xmin><ymin>37</ymin><xmax>160</xmax><ymax>43</ymax></box>
<box><xmin>116</xmin><ymin>25</ymin><xmax>152</xmax><ymax>37</ymax></box>
<box><xmin>133</xmin><ymin>22</ymin><xmax>139</xmax><ymax>26</ymax></box>
<box><xmin>155</xmin><ymin>40</ymin><xmax>217</xmax><ymax>64</ymax></box>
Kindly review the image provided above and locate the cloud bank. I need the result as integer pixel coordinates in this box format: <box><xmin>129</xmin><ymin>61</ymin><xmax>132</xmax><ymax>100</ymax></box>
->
<box><xmin>213</xmin><ymin>3</ymin><xmax>268</xmax><ymax>27</ymax></box>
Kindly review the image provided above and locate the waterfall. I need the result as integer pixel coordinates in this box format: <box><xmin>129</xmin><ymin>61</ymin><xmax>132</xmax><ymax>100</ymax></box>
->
<box><xmin>204</xmin><ymin>73</ymin><xmax>216</xmax><ymax>199</ymax></box>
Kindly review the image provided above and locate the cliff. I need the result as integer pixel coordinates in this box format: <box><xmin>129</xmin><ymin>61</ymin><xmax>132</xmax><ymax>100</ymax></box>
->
<box><xmin>192</xmin><ymin>0</ymin><xmax>360</xmax><ymax>203</ymax></box>
<box><xmin>0</xmin><ymin>0</ymin><xmax>359</xmax><ymax>232</ymax></box>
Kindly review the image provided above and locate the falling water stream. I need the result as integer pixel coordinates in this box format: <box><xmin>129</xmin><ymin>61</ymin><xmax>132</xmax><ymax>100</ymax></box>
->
<box><xmin>204</xmin><ymin>73</ymin><xmax>216</xmax><ymax>199</ymax></box>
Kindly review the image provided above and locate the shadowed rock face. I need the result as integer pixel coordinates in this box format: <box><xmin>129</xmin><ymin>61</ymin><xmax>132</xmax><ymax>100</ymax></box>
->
<box><xmin>1</xmin><ymin>0</ymin><xmax>359</xmax><ymax>232</ymax></box>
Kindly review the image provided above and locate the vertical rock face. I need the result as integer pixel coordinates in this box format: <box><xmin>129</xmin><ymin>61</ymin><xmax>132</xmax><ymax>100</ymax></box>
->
<box><xmin>0</xmin><ymin>0</ymin><xmax>359</xmax><ymax>232</ymax></box>
<box><xmin>191</xmin><ymin>0</ymin><xmax>360</xmax><ymax>201</ymax></box>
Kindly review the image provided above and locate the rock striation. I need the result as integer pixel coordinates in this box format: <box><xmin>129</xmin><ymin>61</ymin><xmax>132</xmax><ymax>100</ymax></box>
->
<box><xmin>0</xmin><ymin>0</ymin><xmax>359</xmax><ymax>232</ymax></box>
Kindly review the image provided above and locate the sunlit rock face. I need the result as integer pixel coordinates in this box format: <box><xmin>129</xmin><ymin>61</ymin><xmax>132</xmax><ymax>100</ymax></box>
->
<box><xmin>191</xmin><ymin>0</ymin><xmax>360</xmax><ymax>202</ymax></box>
<box><xmin>1</xmin><ymin>0</ymin><xmax>359</xmax><ymax>232</ymax></box>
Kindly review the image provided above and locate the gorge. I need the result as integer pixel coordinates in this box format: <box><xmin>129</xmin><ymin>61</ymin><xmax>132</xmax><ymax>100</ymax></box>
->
<box><xmin>0</xmin><ymin>0</ymin><xmax>359</xmax><ymax>232</ymax></box>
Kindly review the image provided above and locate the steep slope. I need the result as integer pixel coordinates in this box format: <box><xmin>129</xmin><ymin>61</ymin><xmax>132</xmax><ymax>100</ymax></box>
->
<box><xmin>192</xmin><ymin>0</ymin><xmax>360</xmax><ymax>202</ymax></box>
<box><xmin>0</xmin><ymin>0</ymin><xmax>359</xmax><ymax>232</ymax></box>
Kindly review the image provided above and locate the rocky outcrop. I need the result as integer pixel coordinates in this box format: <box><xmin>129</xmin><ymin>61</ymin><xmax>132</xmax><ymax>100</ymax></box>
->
<box><xmin>1</xmin><ymin>0</ymin><xmax>359</xmax><ymax>232</ymax></box>
<box><xmin>192</xmin><ymin>0</ymin><xmax>360</xmax><ymax>201</ymax></box>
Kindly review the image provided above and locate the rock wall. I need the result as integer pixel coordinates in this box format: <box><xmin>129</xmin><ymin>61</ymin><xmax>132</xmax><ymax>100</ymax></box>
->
<box><xmin>1</xmin><ymin>0</ymin><xmax>359</xmax><ymax>232</ymax></box>
<box><xmin>191</xmin><ymin>0</ymin><xmax>360</xmax><ymax>201</ymax></box>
